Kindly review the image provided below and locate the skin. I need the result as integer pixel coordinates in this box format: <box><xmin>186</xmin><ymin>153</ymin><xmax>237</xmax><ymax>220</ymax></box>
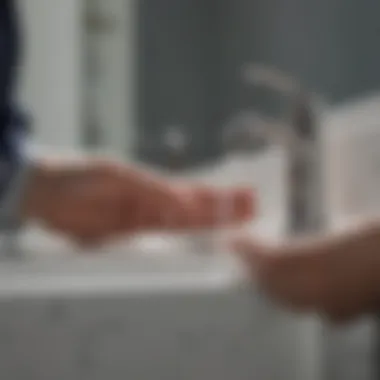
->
<box><xmin>21</xmin><ymin>159</ymin><xmax>254</xmax><ymax>247</ymax></box>
<box><xmin>22</xmin><ymin>158</ymin><xmax>380</xmax><ymax>324</ymax></box>
<box><xmin>21</xmin><ymin>156</ymin><xmax>380</xmax><ymax>325</ymax></box>
<box><xmin>232</xmin><ymin>221</ymin><xmax>380</xmax><ymax>324</ymax></box>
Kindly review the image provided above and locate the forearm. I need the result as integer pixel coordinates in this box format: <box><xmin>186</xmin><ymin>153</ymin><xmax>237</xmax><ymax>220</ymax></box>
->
<box><xmin>335</xmin><ymin>220</ymin><xmax>380</xmax><ymax>296</ymax></box>
<box><xmin>19</xmin><ymin>162</ymin><xmax>53</xmax><ymax>222</ymax></box>
<box><xmin>235</xmin><ymin>220</ymin><xmax>380</xmax><ymax>322</ymax></box>
<box><xmin>294</xmin><ymin>220</ymin><xmax>380</xmax><ymax>257</ymax></box>
<box><xmin>0</xmin><ymin>156</ymin><xmax>52</xmax><ymax>229</ymax></box>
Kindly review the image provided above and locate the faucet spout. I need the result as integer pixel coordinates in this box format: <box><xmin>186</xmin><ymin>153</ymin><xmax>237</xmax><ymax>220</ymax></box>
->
<box><xmin>241</xmin><ymin>64</ymin><xmax>328</xmax><ymax>236</ymax></box>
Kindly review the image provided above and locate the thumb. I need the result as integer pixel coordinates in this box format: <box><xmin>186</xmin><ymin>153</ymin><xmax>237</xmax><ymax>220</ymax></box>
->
<box><xmin>230</xmin><ymin>235</ymin><xmax>279</xmax><ymax>266</ymax></box>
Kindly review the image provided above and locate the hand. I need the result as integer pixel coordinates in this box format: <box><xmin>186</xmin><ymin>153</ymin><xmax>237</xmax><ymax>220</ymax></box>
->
<box><xmin>232</xmin><ymin>224</ymin><xmax>380</xmax><ymax>324</ymax></box>
<box><xmin>21</xmin><ymin>160</ymin><xmax>254</xmax><ymax>246</ymax></box>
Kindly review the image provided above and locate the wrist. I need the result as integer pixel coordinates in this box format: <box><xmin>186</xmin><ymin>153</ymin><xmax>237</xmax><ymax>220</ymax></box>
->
<box><xmin>21</xmin><ymin>163</ymin><xmax>54</xmax><ymax>222</ymax></box>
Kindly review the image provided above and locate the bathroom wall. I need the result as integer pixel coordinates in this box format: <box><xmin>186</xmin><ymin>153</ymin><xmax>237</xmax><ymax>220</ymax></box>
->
<box><xmin>18</xmin><ymin>0</ymin><xmax>135</xmax><ymax>157</ymax></box>
<box><xmin>137</xmin><ymin>0</ymin><xmax>380</xmax><ymax>166</ymax></box>
<box><xmin>19</xmin><ymin>0</ymin><xmax>83</xmax><ymax>148</ymax></box>
<box><xmin>323</xmin><ymin>93</ymin><xmax>380</xmax><ymax>227</ymax></box>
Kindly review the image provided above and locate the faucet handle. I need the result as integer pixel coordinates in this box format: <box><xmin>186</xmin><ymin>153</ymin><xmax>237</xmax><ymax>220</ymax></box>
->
<box><xmin>222</xmin><ymin>110</ymin><xmax>321</xmax><ymax>168</ymax></box>
<box><xmin>242</xmin><ymin>64</ymin><xmax>301</xmax><ymax>97</ymax></box>
<box><xmin>222</xmin><ymin>111</ymin><xmax>268</xmax><ymax>153</ymax></box>
<box><xmin>223</xmin><ymin>111</ymin><xmax>297</xmax><ymax>151</ymax></box>
<box><xmin>241</xmin><ymin>63</ymin><xmax>327</xmax><ymax>150</ymax></box>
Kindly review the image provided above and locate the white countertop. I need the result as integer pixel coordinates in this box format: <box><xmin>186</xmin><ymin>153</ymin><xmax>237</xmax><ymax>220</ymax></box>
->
<box><xmin>0</xmin><ymin>211</ymin><xmax>286</xmax><ymax>298</ymax></box>
<box><xmin>0</xmin><ymin>227</ymin><xmax>266</xmax><ymax>298</ymax></box>
<box><xmin>0</xmin><ymin>149</ymin><xmax>288</xmax><ymax>298</ymax></box>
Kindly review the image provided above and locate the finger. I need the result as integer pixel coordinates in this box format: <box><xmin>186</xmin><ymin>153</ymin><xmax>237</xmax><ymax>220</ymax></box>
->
<box><xmin>125</xmin><ymin>168</ymin><xmax>193</xmax><ymax>215</ymax></box>
<box><xmin>224</xmin><ymin>188</ymin><xmax>255</xmax><ymax>224</ymax></box>
<box><xmin>125</xmin><ymin>186</ymin><xmax>192</xmax><ymax>232</ymax></box>
<box><xmin>155</xmin><ymin>186</ymin><xmax>217</xmax><ymax>230</ymax></box>
<box><xmin>47</xmin><ymin>206</ymin><xmax>123</xmax><ymax>244</ymax></box>
<box><xmin>140</xmin><ymin>187</ymin><xmax>248</xmax><ymax>231</ymax></box>
<box><xmin>163</xmin><ymin>186</ymin><xmax>255</xmax><ymax>231</ymax></box>
<box><xmin>188</xmin><ymin>186</ymin><xmax>220</xmax><ymax>228</ymax></box>
<box><xmin>231</xmin><ymin>236</ymin><xmax>276</xmax><ymax>265</ymax></box>
<box><xmin>128</xmin><ymin>183</ymin><xmax>255</xmax><ymax>232</ymax></box>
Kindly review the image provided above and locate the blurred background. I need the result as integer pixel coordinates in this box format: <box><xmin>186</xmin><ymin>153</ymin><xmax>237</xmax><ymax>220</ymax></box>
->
<box><xmin>2</xmin><ymin>0</ymin><xmax>380</xmax><ymax>379</ymax></box>
<box><xmin>20</xmin><ymin>0</ymin><xmax>380</xmax><ymax>161</ymax></box>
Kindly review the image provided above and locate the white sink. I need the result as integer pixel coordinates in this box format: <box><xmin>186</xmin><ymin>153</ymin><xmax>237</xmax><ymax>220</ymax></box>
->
<box><xmin>0</xmin><ymin>148</ymin><xmax>324</xmax><ymax>380</ymax></box>
<box><xmin>0</xmin><ymin>217</ymin><xmax>322</xmax><ymax>380</ymax></box>
<box><xmin>0</xmin><ymin>229</ymin><xmax>247</xmax><ymax>299</ymax></box>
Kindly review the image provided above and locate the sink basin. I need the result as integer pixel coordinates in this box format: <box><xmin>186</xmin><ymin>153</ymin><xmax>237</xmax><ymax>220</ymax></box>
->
<box><xmin>0</xmin><ymin>218</ymin><xmax>322</xmax><ymax>380</ymax></box>
<box><xmin>0</xmin><ymin>228</ymin><xmax>247</xmax><ymax>298</ymax></box>
<box><xmin>0</xmin><ymin>149</ymin><xmax>323</xmax><ymax>380</ymax></box>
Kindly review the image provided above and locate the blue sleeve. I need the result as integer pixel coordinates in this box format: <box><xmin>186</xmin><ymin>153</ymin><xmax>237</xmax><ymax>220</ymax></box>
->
<box><xmin>0</xmin><ymin>1</ymin><xmax>32</xmax><ymax>230</ymax></box>
<box><xmin>0</xmin><ymin>106</ymin><xmax>31</xmax><ymax>230</ymax></box>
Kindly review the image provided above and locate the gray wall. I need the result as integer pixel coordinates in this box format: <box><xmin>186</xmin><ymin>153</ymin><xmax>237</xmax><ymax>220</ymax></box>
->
<box><xmin>136</xmin><ymin>0</ymin><xmax>380</xmax><ymax>166</ymax></box>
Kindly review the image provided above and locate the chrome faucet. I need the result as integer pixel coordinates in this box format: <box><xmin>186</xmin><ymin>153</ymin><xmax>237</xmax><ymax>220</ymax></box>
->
<box><xmin>234</xmin><ymin>65</ymin><xmax>328</xmax><ymax>380</ymax></box>
<box><xmin>239</xmin><ymin>64</ymin><xmax>328</xmax><ymax>237</ymax></box>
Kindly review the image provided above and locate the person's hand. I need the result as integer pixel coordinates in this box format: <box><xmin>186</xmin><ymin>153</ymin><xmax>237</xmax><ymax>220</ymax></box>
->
<box><xmin>232</xmin><ymin>224</ymin><xmax>380</xmax><ymax>324</ymax></box>
<box><xmin>21</xmin><ymin>160</ymin><xmax>254</xmax><ymax>246</ymax></box>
